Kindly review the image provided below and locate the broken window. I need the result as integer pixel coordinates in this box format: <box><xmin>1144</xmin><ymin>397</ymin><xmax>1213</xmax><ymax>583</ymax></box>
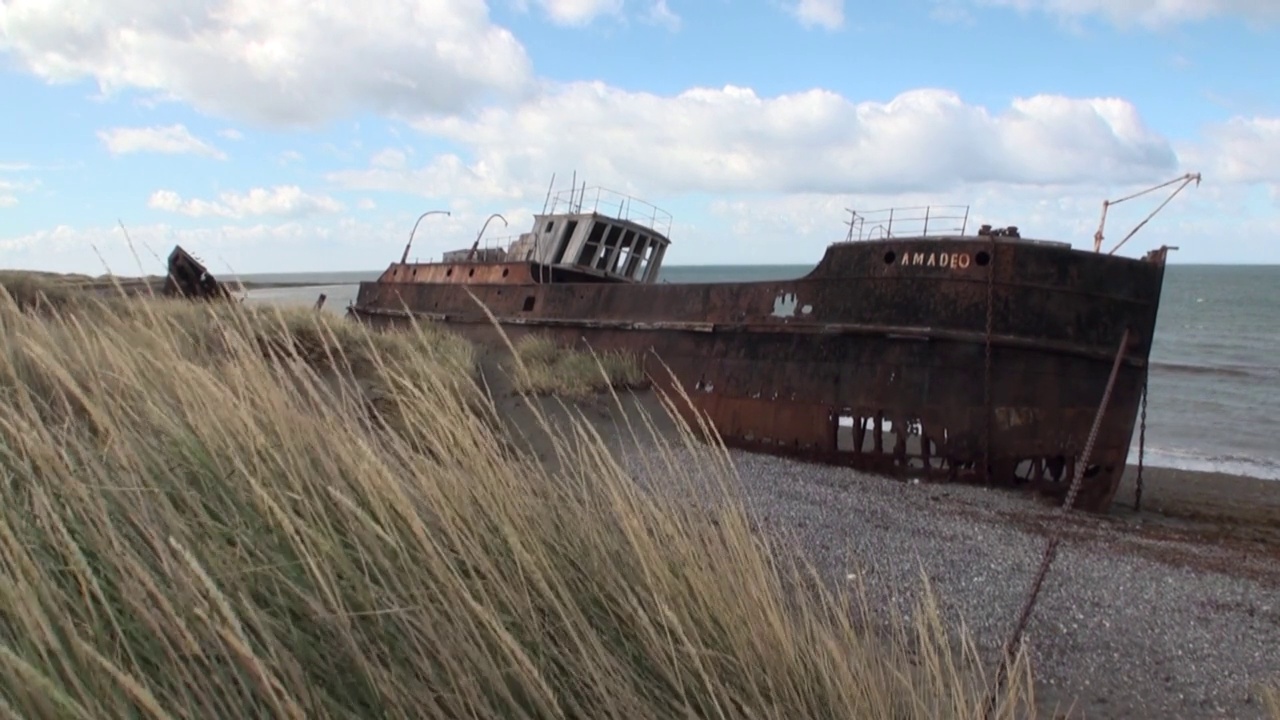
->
<box><xmin>578</xmin><ymin>222</ymin><xmax>608</xmax><ymax>266</ymax></box>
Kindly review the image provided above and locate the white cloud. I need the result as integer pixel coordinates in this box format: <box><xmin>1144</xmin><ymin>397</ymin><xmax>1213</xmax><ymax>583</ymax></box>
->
<box><xmin>702</xmin><ymin>182</ymin><xmax>1278</xmax><ymax>264</ymax></box>
<box><xmin>98</xmin><ymin>124</ymin><xmax>226</xmax><ymax>159</ymax></box>
<box><xmin>974</xmin><ymin>0</ymin><xmax>1280</xmax><ymax>28</ymax></box>
<box><xmin>514</xmin><ymin>0</ymin><xmax>678</xmax><ymax>28</ymax></box>
<box><xmin>327</xmin><ymin>153</ymin><xmax>526</xmax><ymax>201</ymax></box>
<box><xmin>399</xmin><ymin>84</ymin><xmax>1178</xmax><ymax>197</ymax></box>
<box><xmin>7</xmin><ymin>175</ymin><xmax>1270</xmax><ymax>276</ymax></box>
<box><xmin>370</xmin><ymin>148</ymin><xmax>411</xmax><ymax>170</ymax></box>
<box><xmin>1181</xmin><ymin>117</ymin><xmax>1280</xmax><ymax>185</ymax></box>
<box><xmin>0</xmin><ymin>206</ymin><xmax>540</xmax><ymax>274</ymax></box>
<box><xmin>0</xmin><ymin>0</ymin><xmax>533</xmax><ymax>126</ymax></box>
<box><xmin>0</xmin><ymin>221</ymin><xmax>347</xmax><ymax>275</ymax></box>
<box><xmin>0</xmin><ymin>177</ymin><xmax>39</xmax><ymax>208</ymax></box>
<box><xmin>148</xmin><ymin>186</ymin><xmax>344</xmax><ymax>219</ymax></box>
<box><xmin>533</xmin><ymin>0</ymin><xmax>625</xmax><ymax>25</ymax></box>
<box><xmin>321</xmin><ymin>82</ymin><xmax>1280</xmax><ymax>263</ymax></box>
<box><xmin>217</xmin><ymin>128</ymin><xmax>244</xmax><ymax>141</ymax></box>
<box><xmin>278</xmin><ymin>150</ymin><xmax>305</xmax><ymax>166</ymax></box>
<box><xmin>787</xmin><ymin>0</ymin><xmax>845</xmax><ymax>29</ymax></box>
<box><xmin>645</xmin><ymin>0</ymin><xmax>681</xmax><ymax>29</ymax></box>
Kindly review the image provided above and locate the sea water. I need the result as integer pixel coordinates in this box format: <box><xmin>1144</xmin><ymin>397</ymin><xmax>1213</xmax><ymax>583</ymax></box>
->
<box><xmin>234</xmin><ymin>264</ymin><xmax>1280</xmax><ymax>481</ymax></box>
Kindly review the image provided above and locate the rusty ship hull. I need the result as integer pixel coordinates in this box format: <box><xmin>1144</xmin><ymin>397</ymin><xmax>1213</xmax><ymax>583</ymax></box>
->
<box><xmin>350</xmin><ymin>228</ymin><xmax>1169</xmax><ymax>512</ymax></box>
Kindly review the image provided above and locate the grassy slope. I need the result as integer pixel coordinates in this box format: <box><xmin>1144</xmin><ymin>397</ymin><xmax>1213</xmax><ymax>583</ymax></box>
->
<box><xmin>0</xmin><ymin>278</ymin><xmax>1273</xmax><ymax>719</ymax></box>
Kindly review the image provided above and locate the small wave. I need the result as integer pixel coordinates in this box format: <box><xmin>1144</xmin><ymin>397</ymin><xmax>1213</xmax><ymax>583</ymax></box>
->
<box><xmin>1149</xmin><ymin>360</ymin><xmax>1278</xmax><ymax>381</ymax></box>
<box><xmin>1132</xmin><ymin>444</ymin><xmax>1280</xmax><ymax>481</ymax></box>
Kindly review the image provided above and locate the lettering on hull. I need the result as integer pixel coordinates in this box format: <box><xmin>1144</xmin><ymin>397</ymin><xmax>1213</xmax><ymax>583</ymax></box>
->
<box><xmin>900</xmin><ymin>251</ymin><xmax>972</xmax><ymax>269</ymax></box>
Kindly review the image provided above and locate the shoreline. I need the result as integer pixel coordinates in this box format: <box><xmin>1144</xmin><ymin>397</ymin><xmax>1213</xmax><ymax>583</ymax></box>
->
<box><xmin>1108</xmin><ymin>463</ymin><xmax>1280</xmax><ymax>550</ymax></box>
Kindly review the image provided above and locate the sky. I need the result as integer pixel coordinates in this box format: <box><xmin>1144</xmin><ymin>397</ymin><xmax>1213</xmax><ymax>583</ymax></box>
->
<box><xmin>0</xmin><ymin>0</ymin><xmax>1276</xmax><ymax>276</ymax></box>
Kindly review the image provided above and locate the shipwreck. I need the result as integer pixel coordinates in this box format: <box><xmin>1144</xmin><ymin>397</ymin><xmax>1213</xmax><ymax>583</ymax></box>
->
<box><xmin>164</xmin><ymin>246</ymin><xmax>232</xmax><ymax>301</ymax></box>
<box><xmin>347</xmin><ymin>174</ymin><xmax>1201</xmax><ymax>512</ymax></box>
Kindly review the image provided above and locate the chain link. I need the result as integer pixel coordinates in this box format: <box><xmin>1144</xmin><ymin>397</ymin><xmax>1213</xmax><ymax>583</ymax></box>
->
<box><xmin>983</xmin><ymin>235</ymin><xmax>995</xmax><ymax>484</ymax></box>
<box><xmin>1134</xmin><ymin>374</ymin><xmax>1148</xmax><ymax>512</ymax></box>
<box><xmin>983</xmin><ymin>327</ymin><xmax>1131</xmax><ymax>718</ymax></box>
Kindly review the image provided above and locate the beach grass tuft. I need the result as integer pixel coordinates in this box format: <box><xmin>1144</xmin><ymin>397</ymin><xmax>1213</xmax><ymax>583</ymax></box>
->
<box><xmin>1264</xmin><ymin>683</ymin><xmax>1280</xmax><ymax>719</ymax></box>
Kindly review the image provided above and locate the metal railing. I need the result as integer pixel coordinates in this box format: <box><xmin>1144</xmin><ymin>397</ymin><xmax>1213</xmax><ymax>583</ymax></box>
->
<box><xmin>437</xmin><ymin>234</ymin><xmax>513</xmax><ymax>263</ymax></box>
<box><xmin>843</xmin><ymin>205</ymin><xmax>971</xmax><ymax>242</ymax></box>
<box><xmin>545</xmin><ymin>185</ymin><xmax>673</xmax><ymax>237</ymax></box>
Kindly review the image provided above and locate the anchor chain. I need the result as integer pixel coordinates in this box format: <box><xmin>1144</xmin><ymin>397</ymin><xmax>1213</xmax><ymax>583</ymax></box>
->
<box><xmin>1134</xmin><ymin>374</ymin><xmax>1148</xmax><ymax>512</ymax></box>
<box><xmin>983</xmin><ymin>327</ymin><xmax>1131</xmax><ymax>719</ymax></box>
<box><xmin>982</xmin><ymin>236</ymin><xmax>995</xmax><ymax>484</ymax></box>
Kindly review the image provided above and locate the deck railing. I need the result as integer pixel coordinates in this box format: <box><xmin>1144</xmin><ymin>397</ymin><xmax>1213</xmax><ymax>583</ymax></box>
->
<box><xmin>843</xmin><ymin>205</ymin><xmax>971</xmax><ymax>242</ymax></box>
<box><xmin>545</xmin><ymin>185</ymin><xmax>673</xmax><ymax>237</ymax></box>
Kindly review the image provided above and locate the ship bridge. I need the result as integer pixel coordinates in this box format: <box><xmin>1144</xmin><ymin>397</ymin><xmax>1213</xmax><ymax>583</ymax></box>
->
<box><xmin>502</xmin><ymin>185</ymin><xmax>673</xmax><ymax>284</ymax></box>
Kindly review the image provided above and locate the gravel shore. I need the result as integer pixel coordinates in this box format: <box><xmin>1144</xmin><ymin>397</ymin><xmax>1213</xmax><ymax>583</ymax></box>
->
<box><xmin>616</xmin><ymin>442</ymin><xmax>1280</xmax><ymax>720</ymax></box>
<box><xmin>485</xmin><ymin>358</ymin><xmax>1280</xmax><ymax>720</ymax></box>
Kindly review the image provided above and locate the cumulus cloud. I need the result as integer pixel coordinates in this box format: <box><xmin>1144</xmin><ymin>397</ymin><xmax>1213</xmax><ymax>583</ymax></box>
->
<box><xmin>515</xmin><ymin>0</ymin><xmax>677</xmax><ymax>27</ymax></box>
<box><xmin>704</xmin><ymin>182</ymin><xmax>1276</xmax><ymax>263</ymax></box>
<box><xmin>327</xmin><ymin>153</ymin><xmax>527</xmax><ymax>201</ymax></box>
<box><xmin>1181</xmin><ymin>117</ymin><xmax>1280</xmax><ymax>185</ymax></box>
<box><xmin>0</xmin><ymin>0</ymin><xmax>533</xmax><ymax>126</ymax></box>
<box><xmin>98</xmin><ymin>124</ymin><xmax>226</xmax><ymax>159</ymax></box>
<box><xmin>0</xmin><ymin>221</ymin><xmax>347</xmax><ymax>275</ymax></box>
<box><xmin>787</xmin><ymin>0</ymin><xmax>845</xmax><ymax>29</ymax></box>
<box><xmin>0</xmin><ymin>187</ymin><xmax>19</xmax><ymax>208</ymax></box>
<box><xmin>148</xmin><ymin>186</ymin><xmax>344</xmax><ymax>219</ymax></box>
<box><xmin>370</xmin><ymin>148</ymin><xmax>411</xmax><ymax>170</ymax></box>
<box><xmin>389</xmin><ymin>85</ymin><xmax>1178</xmax><ymax>197</ymax></box>
<box><xmin>533</xmin><ymin>0</ymin><xmax>624</xmax><ymax>25</ymax></box>
<box><xmin>0</xmin><ymin>204</ymin><xmax>540</xmax><ymax>274</ymax></box>
<box><xmin>0</xmin><ymin>173</ymin><xmax>39</xmax><ymax>208</ymax></box>
<box><xmin>644</xmin><ymin>0</ymin><xmax>681</xmax><ymax>29</ymax></box>
<box><xmin>974</xmin><ymin>0</ymin><xmax>1280</xmax><ymax>27</ymax></box>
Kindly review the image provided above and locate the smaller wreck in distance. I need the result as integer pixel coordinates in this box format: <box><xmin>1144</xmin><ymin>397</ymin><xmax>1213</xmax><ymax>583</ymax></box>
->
<box><xmin>163</xmin><ymin>246</ymin><xmax>233</xmax><ymax>301</ymax></box>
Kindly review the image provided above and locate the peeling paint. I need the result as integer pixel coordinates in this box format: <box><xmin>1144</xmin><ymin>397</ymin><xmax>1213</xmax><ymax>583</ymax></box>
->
<box><xmin>771</xmin><ymin>292</ymin><xmax>798</xmax><ymax>318</ymax></box>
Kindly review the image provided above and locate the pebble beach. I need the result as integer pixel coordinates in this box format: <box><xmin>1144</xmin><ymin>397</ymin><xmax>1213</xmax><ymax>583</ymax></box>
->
<box><xmin>621</xmin><ymin>443</ymin><xmax>1280</xmax><ymax>719</ymax></box>
<box><xmin>560</xmin><ymin>388</ymin><xmax>1280</xmax><ymax>720</ymax></box>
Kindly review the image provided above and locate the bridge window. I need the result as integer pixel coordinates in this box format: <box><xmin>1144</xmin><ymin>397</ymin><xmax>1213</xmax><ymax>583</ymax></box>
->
<box><xmin>579</xmin><ymin>222</ymin><xmax>608</xmax><ymax>266</ymax></box>
<box><xmin>610</xmin><ymin>230</ymin><xmax>636</xmax><ymax>274</ymax></box>
<box><xmin>634</xmin><ymin>242</ymin><xmax>656</xmax><ymax>281</ymax></box>
<box><xmin>551</xmin><ymin>220</ymin><xmax>577</xmax><ymax>264</ymax></box>
<box><xmin>625</xmin><ymin>236</ymin><xmax>645</xmax><ymax>278</ymax></box>
<box><xmin>595</xmin><ymin>225</ymin><xmax>624</xmax><ymax>271</ymax></box>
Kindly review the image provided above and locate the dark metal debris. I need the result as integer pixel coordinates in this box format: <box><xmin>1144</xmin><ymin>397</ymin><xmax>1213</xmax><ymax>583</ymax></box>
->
<box><xmin>164</xmin><ymin>246</ymin><xmax>231</xmax><ymax>301</ymax></box>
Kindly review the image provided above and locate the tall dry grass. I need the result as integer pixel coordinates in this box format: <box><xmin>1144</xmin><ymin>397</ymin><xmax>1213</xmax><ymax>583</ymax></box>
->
<box><xmin>0</xmin><ymin>283</ymin><xmax>1035</xmax><ymax>719</ymax></box>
